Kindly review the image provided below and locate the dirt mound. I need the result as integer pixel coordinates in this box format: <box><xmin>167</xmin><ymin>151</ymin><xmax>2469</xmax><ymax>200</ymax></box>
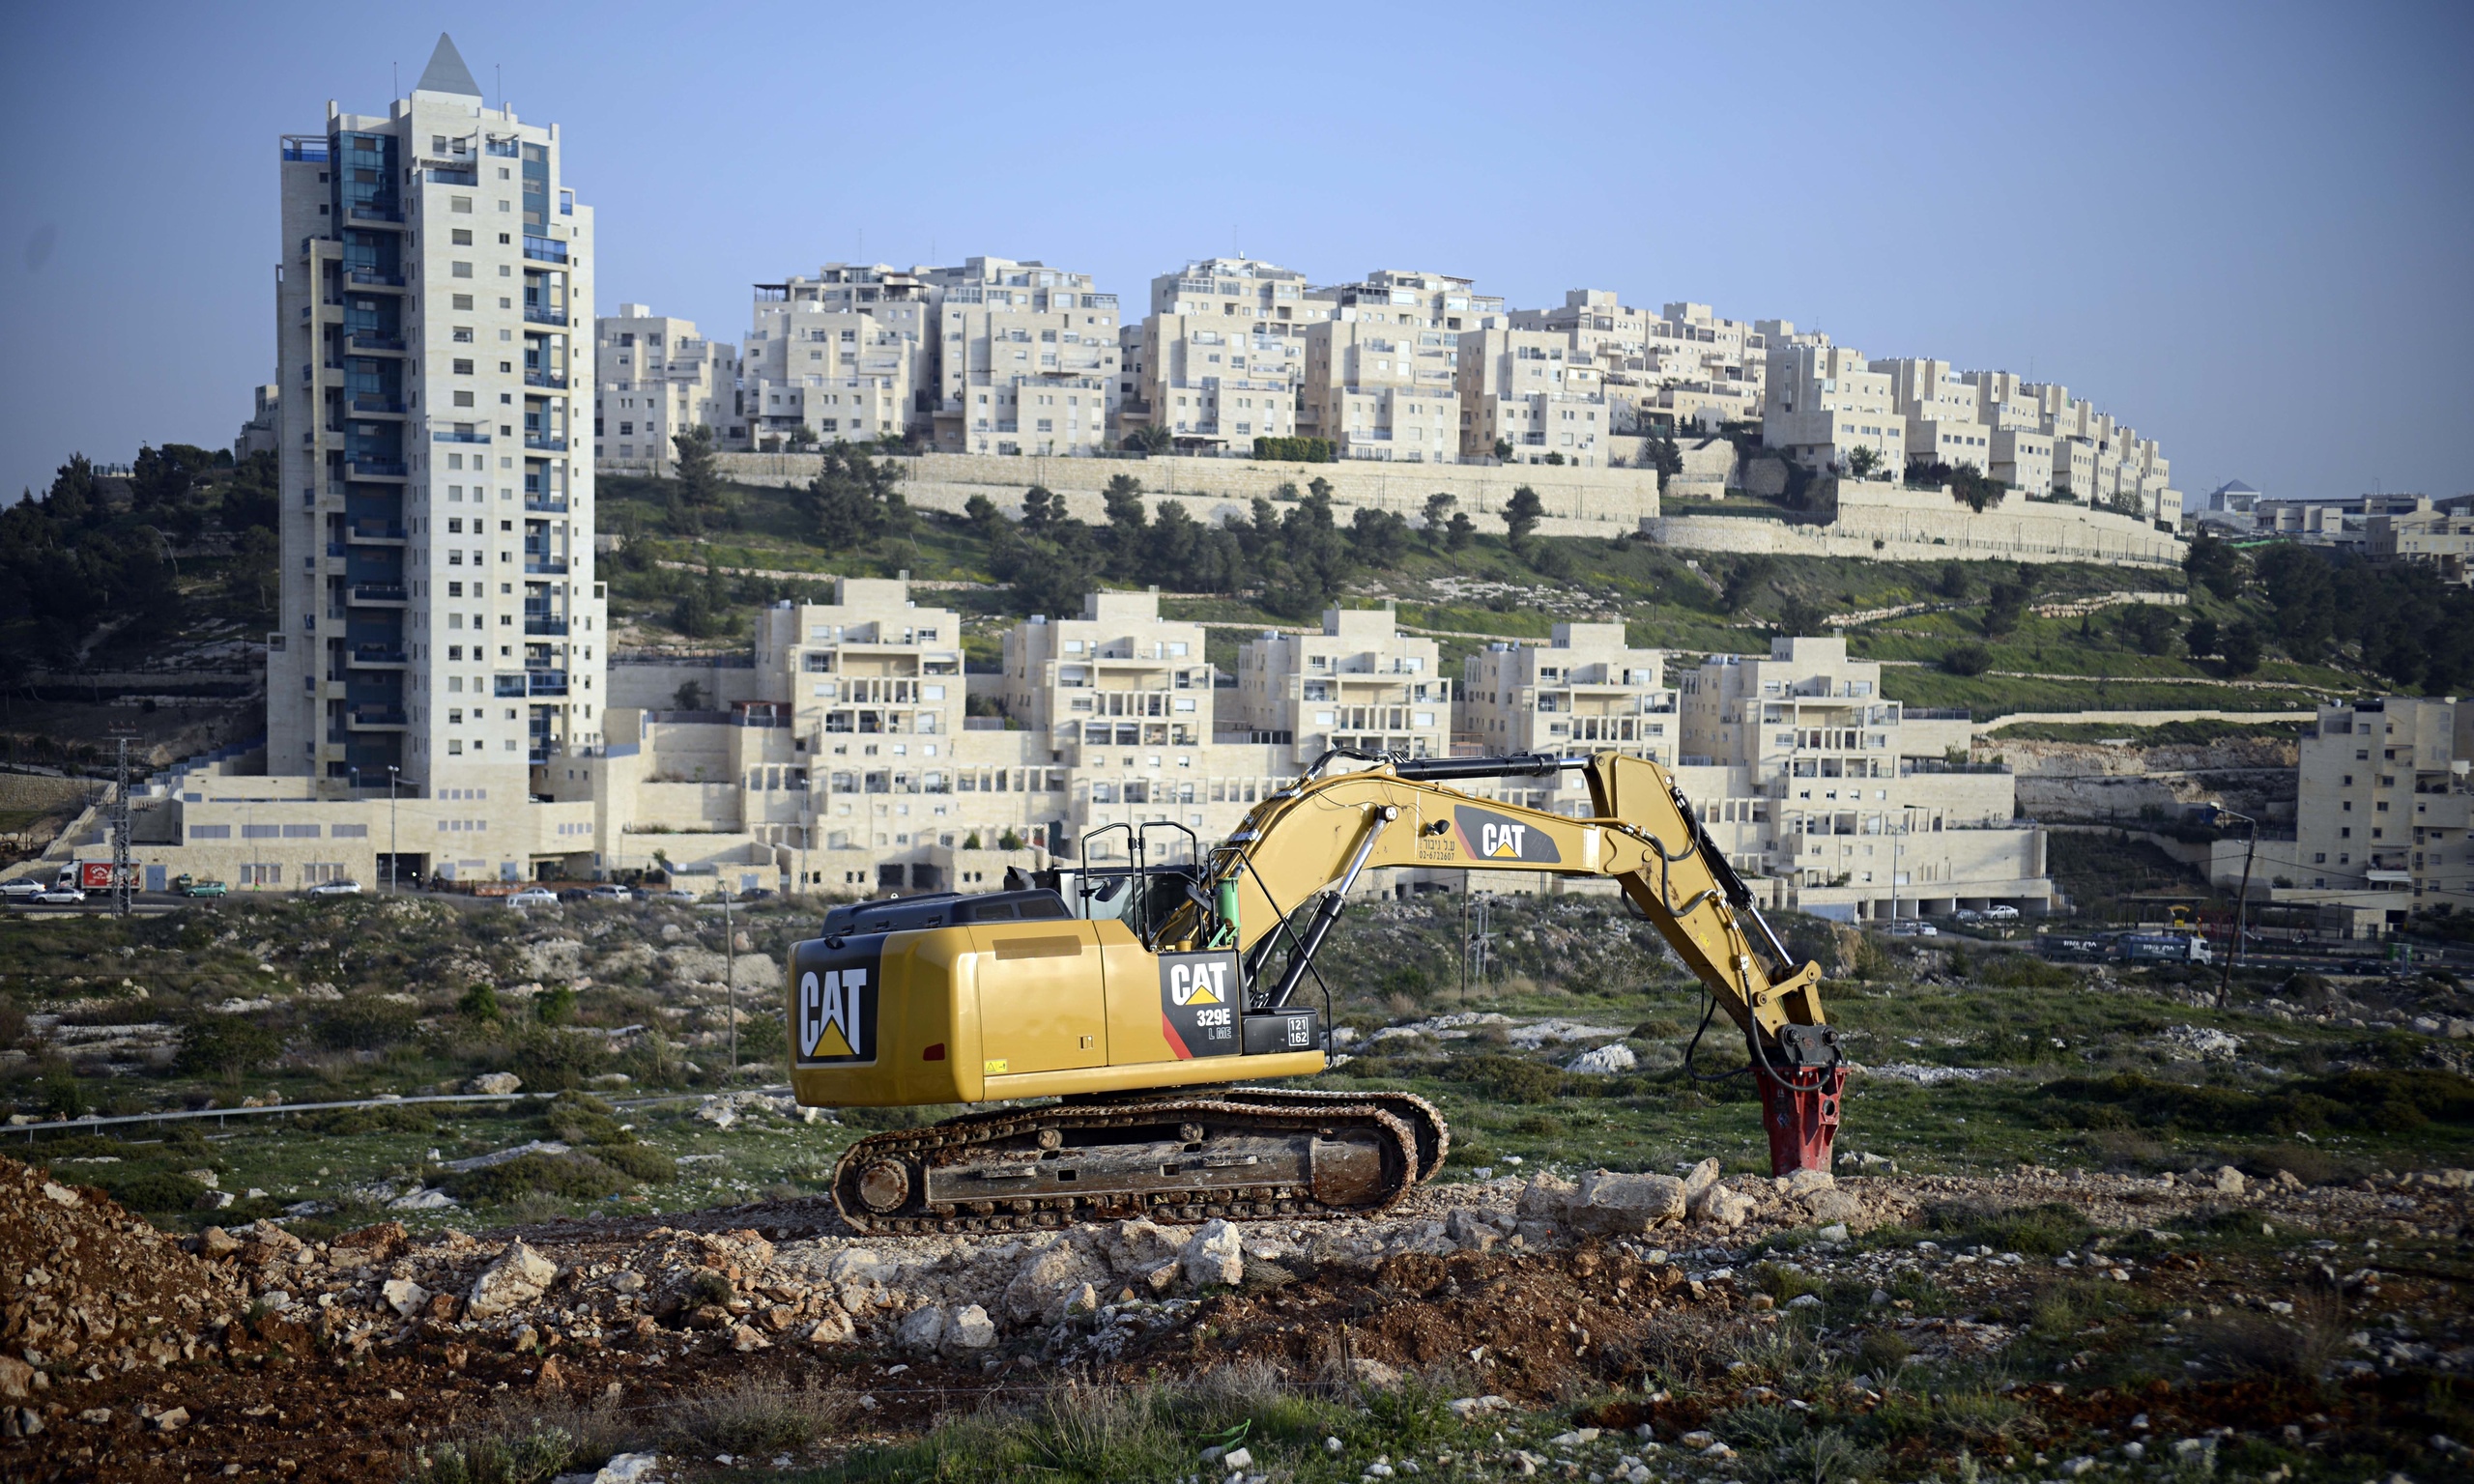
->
<box><xmin>0</xmin><ymin>1156</ymin><xmax>249</xmax><ymax>1381</ymax></box>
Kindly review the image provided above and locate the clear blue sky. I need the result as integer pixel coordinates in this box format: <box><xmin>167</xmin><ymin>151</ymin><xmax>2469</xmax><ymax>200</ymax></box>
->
<box><xmin>3</xmin><ymin>0</ymin><xmax>2467</xmax><ymax>506</ymax></box>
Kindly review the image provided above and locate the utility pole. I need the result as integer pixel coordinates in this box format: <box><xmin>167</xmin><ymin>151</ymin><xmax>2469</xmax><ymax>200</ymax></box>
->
<box><xmin>388</xmin><ymin>765</ymin><xmax>400</xmax><ymax>894</ymax></box>
<box><xmin>2214</xmin><ymin>807</ymin><xmax>2259</xmax><ymax>1007</ymax></box>
<box><xmin>107</xmin><ymin>729</ymin><xmax>136</xmax><ymax>917</ymax></box>
<box><xmin>724</xmin><ymin>872</ymin><xmax>737</xmax><ymax>1085</ymax></box>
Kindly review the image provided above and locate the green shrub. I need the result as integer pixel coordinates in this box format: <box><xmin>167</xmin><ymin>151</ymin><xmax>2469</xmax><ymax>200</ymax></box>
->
<box><xmin>314</xmin><ymin>995</ymin><xmax>420</xmax><ymax>1050</ymax></box>
<box><xmin>1451</xmin><ymin>1054</ymin><xmax>1565</xmax><ymax>1104</ymax></box>
<box><xmin>457</xmin><ymin>985</ymin><xmax>503</xmax><ymax>1022</ymax></box>
<box><xmin>587</xmin><ymin>1142</ymin><xmax>673</xmax><ymax>1184</ymax></box>
<box><xmin>1971</xmin><ymin>954</ymin><xmax>2079</xmax><ymax>989</ymax></box>
<box><xmin>304</xmin><ymin>1104</ymin><xmax>438</xmax><ymax>1136</ymax></box>
<box><xmin>1927</xmin><ymin>1201</ymin><xmax>2093</xmax><ymax>1257</ymax></box>
<box><xmin>92</xmin><ymin>1170</ymin><xmax>207</xmax><ymax>1213</ymax></box>
<box><xmin>444</xmin><ymin>1151</ymin><xmax>626</xmax><ymax>1205</ymax></box>
<box><xmin>512</xmin><ymin>1027</ymin><xmax>608</xmax><ymax>1091</ymax></box>
<box><xmin>177</xmin><ymin>1014</ymin><xmax>283</xmax><ymax>1081</ymax></box>
<box><xmin>411</xmin><ymin>1426</ymin><xmax>575</xmax><ymax>1484</ymax></box>
<box><xmin>2042</xmin><ymin>1068</ymin><xmax>2474</xmax><ymax>1135</ymax></box>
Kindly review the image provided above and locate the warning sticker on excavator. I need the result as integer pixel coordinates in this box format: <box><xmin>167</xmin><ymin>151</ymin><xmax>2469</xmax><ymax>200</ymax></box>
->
<box><xmin>1157</xmin><ymin>951</ymin><xmax>1242</xmax><ymax>1060</ymax></box>
<box><xmin>1451</xmin><ymin>804</ymin><xmax>1563</xmax><ymax>864</ymax></box>
<box><xmin>792</xmin><ymin>942</ymin><xmax>880</xmax><ymax>1067</ymax></box>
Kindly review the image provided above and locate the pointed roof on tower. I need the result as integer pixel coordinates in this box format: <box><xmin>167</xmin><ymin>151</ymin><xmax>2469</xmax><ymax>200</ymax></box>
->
<box><xmin>415</xmin><ymin>33</ymin><xmax>482</xmax><ymax>99</ymax></box>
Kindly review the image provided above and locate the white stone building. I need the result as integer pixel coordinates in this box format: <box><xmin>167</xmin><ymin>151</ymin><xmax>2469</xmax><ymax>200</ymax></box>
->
<box><xmin>594</xmin><ymin>303</ymin><xmax>738</xmax><ymax>473</ymax></box>
<box><xmin>926</xmin><ymin>257</ymin><xmax>1120</xmax><ymax>455</ymax></box>
<box><xmin>739</xmin><ymin>265</ymin><xmax>936</xmax><ymax>450</ymax></box>
<box><xmin>1117</xmin><ymin>258</ymin><xmax>1317</xmax><ymax>450</ymax></box>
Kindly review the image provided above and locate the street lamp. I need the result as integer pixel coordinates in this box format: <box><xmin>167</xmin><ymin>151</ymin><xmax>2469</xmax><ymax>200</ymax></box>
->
<box><xmin>2211</xmin><ymin>806</ymin><xmax>2259</xmax><ymax>1007</ymax></box>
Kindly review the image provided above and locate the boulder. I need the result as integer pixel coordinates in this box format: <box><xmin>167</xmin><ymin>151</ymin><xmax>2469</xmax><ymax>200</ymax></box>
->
<box><xmin>467</xmin><ymin>1072</ymin><xmax>522</xmax><ymax>1096</ymax></box>
<box><xmin>1680</xmin><ymin>1158</ymin><xmax>1721</xmax><ymax>1203</ymax></box>
<box><xmin>199</xmin><ymin>1226</ymin><xmax>243</xmax><ymax>1259</ymax></box>
<box><xmin>381</xmin><ymin>1278</ymin><xmax>432</xmax><ymax>1318</ymax></box>
<box><xmin>1518</xmin><ymin>1173</ymin><xmax>1579</xmax><ymax>1217</ymax></box>
<box><xmin>1003</xmin><ymin>1238</ymin><xmax>1108</xmax><ymax>1324</ymax></box>
<box><xmin>2210</xmin><ymin>1166</ymin><xmax>2247</xmax><ymax>1196</ymax></box>
<box><xmin>1347</xmin><ymin>1357</ymin><xmax>1404</xmax><ymax>1388</ymax></box>
<box><xmin>1567</xmin><ymin>1042</ymin><xmax>1638</xmax><ymax>1075</ymax></box>
<box><xmin>1803</xmin><ymin>1189</ymin><xmax>1866</xmax><ymax>1227</ymax></box>
<box><xmin>898</xmin><ymin>1306</ymin><xmax>946</xmax><ymax>1352</ymax></box>
<box><xmin>806</xmin><ymin>1309</ymin><xmax>855</xmax><ymax>1345</ymax></box>
<box><xmin>1565</xmin><ymin>1171</ymin><xmax>1686</xmax><ymax>1236</ymax></box>
<box><xmin>1101</xmin><ymin>1219</ymin><xmax>1183</xmax><ymax>1276</ymax></box>
<box><xmin>1691</xmin><ymin>1184</ymin><xmax>1757</xmax><ymax>1229</ymax></box>
<box><xmin>331</xmin><ymin>1221</ymin><xmax>410</xmax><ymax>1266</ymax></box>
<box><xmin>946</xmin><ymin>1305</ymin><xmax>997</xmax><ymax>1351</ymax></box>
<box><xmin>0</xmin><ymin>1357</ymin><xmax>29</xmax><ymax>1401</ymax></box>
<box><xmin>729</xmin><ymin>1324</ymin><xmax>772</xmax><ymax>1353</ymax></box>
<box><xmin>1446</xmin><ymin>1209</ymin><xmax>1502</xmax><ymax>1252</ymax></box>
<box><xmin>1180</xmin><ymin>1220</ymin><xmax>1245</xmax><ymax>1289</ymax></box>
<box><xmin>1778</xmin><ymin>1168</ymin><xmax>1834</xmax><ymax>1198</ymax></box>
<box><xmin>466</xmin><ymin>1241</ymin><xmax>559</xmax><ymax>1321</ymax></box>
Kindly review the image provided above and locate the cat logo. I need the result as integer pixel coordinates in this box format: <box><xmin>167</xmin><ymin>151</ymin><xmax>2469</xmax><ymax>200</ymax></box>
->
<box><xmin>1165</xmin><ymin>957</ymin><xmax>1227</xmax><ymax>1007</ymax></box>
<box><xmin>795</xmin><ymin>962</ymin><xmax>876</xmax><ymax>1065</ymax></box>
<box><xmin>1452</xmin><ymin>804</ymin><xmax>1562</xmax><ymax>864</ymax></box>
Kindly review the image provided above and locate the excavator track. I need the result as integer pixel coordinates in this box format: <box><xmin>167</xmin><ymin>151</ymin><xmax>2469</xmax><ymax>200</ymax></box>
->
<box><xmin>1213</xmin><ymin>1087</ymin><xmax>1449</xmax><ymax>1183</ymax></box>
<box><xmin>829</xmin><ymin>1097</ymin><xmax>1419</xmax><ymax>1236</ymax></box>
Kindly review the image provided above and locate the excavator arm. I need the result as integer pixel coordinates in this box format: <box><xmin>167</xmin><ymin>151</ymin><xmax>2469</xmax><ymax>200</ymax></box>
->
<box><xmin>1154</xmin><ymin>749</ymin><xmax>1849</xmax><ymax>1174</ymax></box>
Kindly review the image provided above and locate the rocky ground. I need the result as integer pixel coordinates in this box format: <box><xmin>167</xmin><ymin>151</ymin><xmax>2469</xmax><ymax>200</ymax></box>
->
<box><xmin>3</xmin><ymin>1151</ymin><xmax>2469</xmax><ymax>1482</ymax></box>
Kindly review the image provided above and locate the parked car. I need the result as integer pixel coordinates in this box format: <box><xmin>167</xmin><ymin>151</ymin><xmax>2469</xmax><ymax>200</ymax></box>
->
<box><xmin>507</xmin><ymin>887</ymin><xmax>560</xmax><ymax>908</ymax></box>
<box><xmin>173</xmin><ymin>874</ymin><xmax>228</xmax><ymax>899</ymax></box>
<box><xmin>731</xmin><ymin>887</ymin><xmax>776</xmax><ymax>902</ymax></box>
<box><xmin>1982</xmin><ymin>904</ymin><xmax>2022</xmax><ymax>921</ymax></box>
<box><xmin>589</xmin><ymin>884</ymin><xmax>632</xmax><ymax>900</ymax></box>
<box><xmin>664</xmin><ymin>887</ymin><xmax>704</xmax><ymax>901</ymax></box>
<box><xmin>33</xmin><ymin>887</ymin><xmax>87</xmax><ymax>905</ymax></box>
<box><xmin>1886</xmin><ymin>920</ymin><xmax>1938</xmax><ymax>938</ymax></box>
<box><xmin>305</xmin><ymin>879</ymin><xmax>363</xmax><ymax>898</ymax></box>
<box><xmin>557</xmin><ymin>887</ymin><xmax>594</xmax><ymax>902</ymax></box>
<box><xmin>0</xmin><ymin>878</ymin><xmax>48</xmax><ymax>900</ymax></box>
<box><xmin>1952</xmin><ymin>908</ymin><xmax>1983</xmax><ymax>922</ymax></box>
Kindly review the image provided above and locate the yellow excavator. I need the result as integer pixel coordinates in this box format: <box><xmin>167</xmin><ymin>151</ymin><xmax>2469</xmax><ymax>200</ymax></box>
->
<box><xmin>787</xmin><ymin>750</ymin><xmax>1846</xmax><ymax>1234</ymax></box>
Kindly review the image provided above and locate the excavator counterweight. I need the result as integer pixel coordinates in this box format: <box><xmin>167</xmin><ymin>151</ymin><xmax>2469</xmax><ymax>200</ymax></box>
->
<box><xmin>789</xmin><ymin>751</ymin><xmax>1845</xmax><ymax>1234</ymax></box>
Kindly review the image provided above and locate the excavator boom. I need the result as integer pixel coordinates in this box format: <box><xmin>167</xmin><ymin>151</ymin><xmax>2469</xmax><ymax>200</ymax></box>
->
<box><xmin>789</xmin><ymin>750</ymin><xmax>1847</xmax><ymax>1234</ymax></box>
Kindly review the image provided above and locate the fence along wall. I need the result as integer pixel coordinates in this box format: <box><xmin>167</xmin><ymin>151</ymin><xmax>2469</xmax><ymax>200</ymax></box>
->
<box><xmin>706</xmin><ymin>451</ymin><xmax>2184</xmax><ymax>563</ymax></box>
<box><xmin>1648</xmin><ymin>482</ymin><xmax>2185</xmax><ymax>568</ymax></box>
<box><xmin>713</xmin><ymin>450</ymin><xmax>1659</xmax><ymax>539</ymax></box>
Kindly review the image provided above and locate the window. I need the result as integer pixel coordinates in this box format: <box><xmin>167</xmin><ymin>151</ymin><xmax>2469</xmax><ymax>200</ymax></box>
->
<box><xmin>451</xmin><ymin>195</ymin><xmax>473</xmax><ymax>214</ymax></box>
<box><xmin>452</xmin><ymin>261</ymin><xmax>473</xmax><ymax>278</ymax></box>
<box><xmin>451</xmin><ymin>228</ymin><xmax>473</xmax><ymax>245</ymax></box>
<box><xmin>453</xmin><ymin>358</ymin><xmax>475</xmax><ymax>375</ymax></box>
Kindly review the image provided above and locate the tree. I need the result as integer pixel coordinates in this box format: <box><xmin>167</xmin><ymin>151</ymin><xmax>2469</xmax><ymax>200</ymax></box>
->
<box><xmin>1504</xmin><ymin>485</ymin><xmax>1545</xmax><ymax>554</ymax></box>
<box><xmin>2253</xmin><ymin>543</ymin><xmax>2335</xmax><ymax>663</ymax></box>
<box><xmin>1646</xmin><ymin>434</ymin><xmax>1684</xmax><ymax>491</ymax></box>
<box><xmin>132</xmin><ymin>444</ymin><xmax>206</xmax><ymax>518</ymax></box>
<box><xmin>219</xmin><ymin>450</ymin><xmax>279</xmax><ymax>533</ymax></box>
<box><xmin>1422</xmin><ymin>492</ymin><xmax>1457</xmax><ymax>551</ymax></box>
<box><xmin>1348</xmin><ymin>506</ymin><xmax>1412</xmax><ymax>568</ymax></box>
<box><xmin>1776</xmin><ymin>597</ymin><xmax>1825</xmax><ymax>638</ymax></box>
<box><xmin>225</xmin><ymin>526</ymin><xmax>279</xmax><ymax>620</ymax></box>
<box><xmin>1445</xmin><ymin>511</ymin><xmax>1476</xmax><ymax>551</ymax></box>
<box><xmin>43</xmin><ymin>455</ymin><xmax>99</xmax><ymax>526</ymax></box>
<box><xmin>672</xmin><ymin>680</ymin><xmax>705</xmax><ymax>710</ymax></box>
<box><xmin>1942</xmin><ymin>642</ymin><xmax>1991</xmax><ymax>676</ymax></box>
<box><xmin>1020</xmin><ymin>484</ymin><xmax>1060</xmax><ymax>535</ymax></box>
<box><xmin>178</xmin><ymin>1014</ymin><xmax>282</xmax><ymax>1085</ymax></box>
<box><xmin>1844</xmin><ymin>445</ymin><xmax>1882</xmax><ymax>480</ymax></box>
<box><xmin>1982</xmin><ymin>580</ymin><xmax>2029</xmax><ymax>637</ymax></box>
<box><xmin>1493</xmin><ymin>439</ymin><xmax>1512</xmax><ymax>461</ymax></box>
<box><xmin>1947</xmin><ymin>462</ymin><xmax>2004</xmax><ymax>513</ymax></box>
<box><xmin>2182</xmin><ymin>530</ymin><xmax>2249</xmax><ymax>600</ymax></box>
<box><xmin>2219</xmin><ymin>619</ymin><xmax>2264</xmax><ymax>675</ymax></box>
<box><xmin>1102</xmin><ymin>475</ymin><xmax>1149</xmax><ymax>581</ymax></box>
<box><xmin>672</xmin><ymin>426</ymin><xmax>723</xmax><ymax>507</ymax></box>
<box><xmin>1936</xmin><ymin>562</ymin><xmax>1972</xmax><ymax>601</ymax></box>
<box><xmin>2116</xmin><ymin>604</ymin><xmax>2180</xmax><ymax>656</ymax></box>
<box><xmin>964</xmin><ymin>492</ymin><xmax>1004</xmax><ymax>542</ymax></box>
<box><xmin>1721</xmin><ymin>556</ymin><xmax>1774</xmax><ymax>612</ymax></box>
<box><xmin>1123</xmin><ymin>423</ymin><xmax>1175</xmax><ymax>455</ymax></box>
<box><xmin>2185</xmin><ymin>616</ymin><xmax>2221</xmax><ymax>658</ymax></box>
<box><xmin>803</xmin><ymin>443</ymin><xmax>904</xmax><ymax>548</ymax></box>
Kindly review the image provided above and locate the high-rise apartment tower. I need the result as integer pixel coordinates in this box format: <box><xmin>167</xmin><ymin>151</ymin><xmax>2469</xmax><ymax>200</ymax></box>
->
<box><xmin>269</xmin><ymin>35</ymin><xmax>605</xmax><ymax>822</ymax></box>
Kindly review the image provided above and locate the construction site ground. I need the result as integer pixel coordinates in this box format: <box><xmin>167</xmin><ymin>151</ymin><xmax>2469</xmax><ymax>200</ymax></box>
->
<box><xmin>3</xmin><ymin>1149</ymin><xmax>2468</xmax><ymax>1484</ymax></box>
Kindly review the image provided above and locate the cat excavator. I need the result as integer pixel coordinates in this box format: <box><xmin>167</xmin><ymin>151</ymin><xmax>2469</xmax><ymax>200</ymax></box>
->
<box><xmin>787</xmin><ymin>749</ymin><xmax>1846</xmax><ymax>1234</ymax></box>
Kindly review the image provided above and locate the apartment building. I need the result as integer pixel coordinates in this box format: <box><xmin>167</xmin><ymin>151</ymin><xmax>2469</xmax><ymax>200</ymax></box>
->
<box><xmin>926</xmin><ymin>256</ymin><xmax>1119</xmax><ymax>455</ymax></box>
<box><xmin>134</xmin><ymin>34</ymin><xmax>607</xmax><ymax>891</ymax></box>
<box><xmin>1002</xmin><ymin>590</ymin><xmax>1216</xmax><ymax>763</ymax></box>
<box><xmin>1297</xmin><ymin>270</ymin><xmax>1497</xmax><ymax>461</ymax></box>
<box><xmin>1762</xmin><ymin>343</ymin><xmax>1907</xmax><ymax>475</ymax></box>
<box><xmin>2292</xmin><ymin>698</ymin><xmax>2473</xmax><ymax>910</ymax></box>
<box><xmin>1232</xmin><ymin>607</ymin><xmax>1452</xmax><ymax>761</ymax></box>
<box><xmin>272</xmin><ymin>37</ymin><xmax>603</xmax><ymax>813</ymax></box>
<box><xmin>1453</xmin><ymin>325</ymin><xmax>1608</xmax><ymax>464</ymax></box>
<box><xmin>1883</xmin><ymin>358</ymin><xmax>1999</xmax><ymax>478</ymax></box>
<box><xmin>740</xmin><ymin>264</ymin><xmax>935</xmax><ymax>449</ymax></box>
<box><xmin>2365</xmin><ymin>498</ymin><xmax>2474</xmax><ymax>584</ymax></box>
<box><xmin>1117</xmin><ymin>257</ymin><xmax>1317</xmax><ymax>449</ymax></box>
<box><xmin>1673</xmin><ymin>637</ymin><xmax>2050</xmax><ymax>920</ymax></box>
<box><xmin>1509</xmin><ymin>289</ymin><xmax>1656</xmax><ymax>366</ymax></box>
<box><xmin>235</xmin><ymin>385</ymin><xmax>281</xmax><ymax>460</ymax></box>
<box><xmin>594</xmin><ymin>304</ymin><xmax>739</xmax><ymax>472</ymax></box>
